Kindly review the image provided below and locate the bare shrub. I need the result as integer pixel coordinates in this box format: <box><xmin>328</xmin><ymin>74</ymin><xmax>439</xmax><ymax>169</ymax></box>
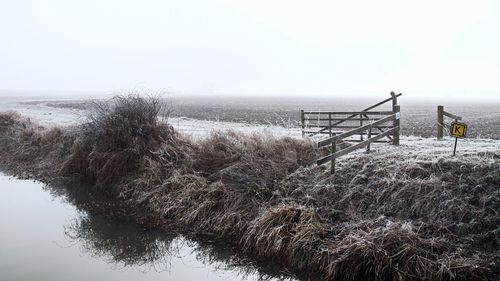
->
<box><xmin>84</xmin><ymin>94</ymin><xmax>163</xmax><ymax>151</ymax></box>
<box><xmin>0</xmin><ymin>111</ymin><xmax>21</xmax><ymax>132</ymax></box>
<box><xmin>61</xmin><ymin>94</ymin><xmax>180</xmax><ymax>191</ymax></box>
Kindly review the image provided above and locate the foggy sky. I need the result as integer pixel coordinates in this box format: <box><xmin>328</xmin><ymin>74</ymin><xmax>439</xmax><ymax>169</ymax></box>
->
<box><xmin>1</xmin><ymin>0</ymin><xmax>499</xmax><ymax>99</ymax></box>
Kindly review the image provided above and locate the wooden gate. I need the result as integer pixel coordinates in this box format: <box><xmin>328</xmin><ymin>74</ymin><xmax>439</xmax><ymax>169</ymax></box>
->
<box><xmin>301</xmin><ymin>92</ymin><xmax>402</xmax><ymax>174</ymax></box>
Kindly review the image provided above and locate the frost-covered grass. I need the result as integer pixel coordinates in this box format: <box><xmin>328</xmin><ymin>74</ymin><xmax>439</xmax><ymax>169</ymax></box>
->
<box><xmin>339</xmin><ymin>135</ymin><xmax>500</xmax><ymax>161</ymax></box>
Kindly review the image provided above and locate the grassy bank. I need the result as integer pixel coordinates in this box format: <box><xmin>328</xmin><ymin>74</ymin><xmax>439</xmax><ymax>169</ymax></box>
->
<box><xmin>0</xmin><ymin>95</ymin><xmax>498</xmax><ymax>281</ymax></box>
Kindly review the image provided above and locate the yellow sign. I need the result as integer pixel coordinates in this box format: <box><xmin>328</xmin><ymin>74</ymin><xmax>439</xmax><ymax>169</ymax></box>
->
<box><xmin>450</xmin><ymin>122</ymin><xmax>467</xmax><ymax>138</ymax></box>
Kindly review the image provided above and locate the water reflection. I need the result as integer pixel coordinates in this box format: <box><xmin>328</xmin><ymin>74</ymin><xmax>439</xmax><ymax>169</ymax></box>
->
<box><xmin>61</xmin><ymin>210</ymin><xmax>296</xmax><ymax>281</ymax></box>
<box><xmin>64</xmin><ymin>213</ymin><xmax>175</xmax><ymax>271</ymax></box>
<box><xmin>42</xmin><ymin>179</ymin><xmax>297</xmax><ymax>281</ymax></box>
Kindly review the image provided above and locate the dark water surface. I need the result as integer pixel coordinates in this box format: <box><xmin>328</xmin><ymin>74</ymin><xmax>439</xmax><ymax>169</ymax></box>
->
<box><xmin>0</xmin><ymin>174</ymin><xmax>294</xmax><ymax>281</ymax></box>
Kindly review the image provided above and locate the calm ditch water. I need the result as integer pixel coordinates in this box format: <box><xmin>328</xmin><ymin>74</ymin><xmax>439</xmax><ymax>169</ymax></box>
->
<box><xmin>0</xmin><ymin>173</ymin><xmax>294</xmax><ymax>281</ymax></box>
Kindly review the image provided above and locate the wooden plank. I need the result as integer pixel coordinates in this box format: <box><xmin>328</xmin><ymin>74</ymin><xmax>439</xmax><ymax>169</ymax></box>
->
<box><xmin>443</xmin><ymin>111</ymin><xmax>462</xmax><ymax>120</ymax></box>
<box><xmin>305</xmin><ymin>132</ymin><xmax>386</xmax><ymax>137</ymax></box>
<box><xmin>356</xmin><ymin>131</ymin><xmax>383</xmax><ymax>136</ymax></box>
<box><xmin>305</xmin><ymin>128</ymin><xmax>389</xmax><ymax>135</ymax></box>
<box><xmin>365</xmin><ymin>93</ymin><xmax>402</xmax><ymax>109</ymax></box>
<box><xmin>304</xmin><ymin>117</ymin><xmax>383</xmax><ymax>121</ymax></box>
<box><xmin>305</xmin><ymin>124</ymin><xmax>392</xmax><ymax>129</ymax></box>
<box><xmin>330</xmin><ymin>125</ymin><xmax>392</xmax><ymax>129</ymax></box>
<box><xmin>308</xmin><ymin>93</ymin><xmax>402</xmax><ymax>136</ymax></box>
<box><xmin>303</xmin><ymin>124</ymin><xmax>332</xmax><ymax>128</ymax></box>
<box><xmin>317</xmin><ymin>127</ymin><xmax>399</xmax><ymax>165</ymax></box>
<box><xmin>303</xmin><ymin>130</ymin><xmax>344</xmax><ymax>134</ymax></box>
<box><xmin>318</xmin><ymin>114</ymin><xmax>395</xmax><ymax>147</ymax></box>
<box><xmin>347</xmin><ymin>139</ymin><xmax>389</xmax><ymax>143</ymax></box>
<box><xmin>304</xmin><ymin>111</ymin><xmax>393</xmax><ymax>115</ymax></box>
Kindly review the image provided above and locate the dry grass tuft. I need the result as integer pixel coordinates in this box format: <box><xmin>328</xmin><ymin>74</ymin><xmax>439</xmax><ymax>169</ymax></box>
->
<box><xmin>243</xmin><ymin>204</ymin><xmax>328</xmax><ymax>270</ymax></box>
<box><xmin>315</xmin><ymin>221</ymin><xmax>492</xmax><ymax>281</ymax></box>
<box><xmin>191</xmin><ymin>131</ymin><xmax>318</xmax><ymax>177</ymax></box>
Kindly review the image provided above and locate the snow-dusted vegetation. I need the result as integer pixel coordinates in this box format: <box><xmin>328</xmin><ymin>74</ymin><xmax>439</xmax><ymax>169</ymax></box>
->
<box><xmin>0</xmin><ymin>95</ymin><xmax>499</xmax><ymax>281</ymax></box>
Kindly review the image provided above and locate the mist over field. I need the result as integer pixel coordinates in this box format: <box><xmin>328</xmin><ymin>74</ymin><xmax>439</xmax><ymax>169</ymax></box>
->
<box><xmin>1</xmin><ymin>1</ymin><xmax>500</xmax><ymax>281</ymax></box>
<box><xmin>2</xmin><ymin>93</ymin><xmax>500</xmax><ymax>140</ymax></box>
<box><xmin>1</xmin><ymin>1</ymin><xmax>500</xmax><ymax>100</ymax></box>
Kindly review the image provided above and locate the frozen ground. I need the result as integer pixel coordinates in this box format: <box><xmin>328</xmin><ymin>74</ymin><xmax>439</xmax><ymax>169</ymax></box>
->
<box><xmin>0</xmin><ymin>97</ymin><xmax>302</xmax><ymax>139</ymax></box>
<box><xmin>340</xmin><ymin>135</ymin><xmax>500</xmax><ymax>162</ymax></box>
<box><xmin>167</xmin><ymin>116</ymin><xmax>302</xmax><ymax>139</ymax></box>
<box><xmin>1</xmin><ymin>96</ymin><xmax>499</xmax><ymax>158</ymax></box>
<box><xmin>0</xmin><ymin>97</ymin><xmax>85</xmax><ymax>127</ymax></box>
<box><xmin>12</xmin><ymin>95</ymin><xmax>500</xmax><ymax>139</ymax></box>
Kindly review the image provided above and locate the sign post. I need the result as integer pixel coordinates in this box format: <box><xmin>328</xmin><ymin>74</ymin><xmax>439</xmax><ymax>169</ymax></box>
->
<box><xmin>450</xmin><ymin>121</ymin><xmax>467</xmax><ymax>156</ymax></box>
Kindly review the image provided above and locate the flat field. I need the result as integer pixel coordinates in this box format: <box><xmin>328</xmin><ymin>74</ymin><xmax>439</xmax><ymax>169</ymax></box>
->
<box><xmin>28</xmin><ymin>95</ymin><xmax>500</xmax><ymax>140</ymax></box>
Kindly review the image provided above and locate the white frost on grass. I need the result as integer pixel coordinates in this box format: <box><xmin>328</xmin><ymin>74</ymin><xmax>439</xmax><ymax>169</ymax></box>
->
<box><xmin>0</xmin><ymin>98</ymin><xmax>303</xmax><ymax>138</ymax></box>
<box><xmin>334</xmin><ymin>135</ymin><xmax>500</xmax><ymax>164</ymax></box>
<box><xmin>165</xmin><ymin>116</ymin><xmax>303</xmax><ymax>139</ymax></box>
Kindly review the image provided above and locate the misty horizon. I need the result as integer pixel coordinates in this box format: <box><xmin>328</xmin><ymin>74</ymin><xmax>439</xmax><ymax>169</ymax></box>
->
<box><xmin>1</xmin><ymin>89</ymin><xmax>499</xmax><ymax>103</ymax></box>
<box><xmin>1</xmin><ymin>0</ymin><xmax>499</xmax><ymax>101</ymax></box>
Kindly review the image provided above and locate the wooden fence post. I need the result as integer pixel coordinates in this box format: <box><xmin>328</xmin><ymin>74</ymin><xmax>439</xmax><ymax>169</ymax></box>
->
<box><xmin>328</xmin><ymin>113</ymin><xmax>332</xmax><ymax>137</ymax></box>
<box><xmin>301</xmin><ymin>110</ymin><xmax>305</xmax><ymax>138</ymax></box>
<box><xmin>391</xmin><ymin>92</ymin><xmax>398</xmax><ymax>107</ymax></box>
<box><xmin>437</xmin><ymin>105</ymin><xmax>444</xmax><ymax>140</ymax></box>
<box><xmin>392</xmin><ymin>105</ymin><xmax>400</xmax><ymax>145</ymax></box>
<box><xmin>331</xmin><ymin>142</ymin><xmax>336</xmax><ymax>174</ymax></box>
<box><xmin>359</xmin><ymin>114</ymin><xmax>363</xmax><ymax>141</ymax></box>
<box><xmin>366</xmin><ymin>127</ymin><xmax>372</xmax><ymax>152</ymax></box>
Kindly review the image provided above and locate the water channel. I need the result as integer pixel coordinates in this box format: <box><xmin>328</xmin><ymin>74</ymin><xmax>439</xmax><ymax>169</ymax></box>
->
<box><xmin>0</xmin><ymin>173</ymin><xmax>296</xmax><ymax>281</ymax></box>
